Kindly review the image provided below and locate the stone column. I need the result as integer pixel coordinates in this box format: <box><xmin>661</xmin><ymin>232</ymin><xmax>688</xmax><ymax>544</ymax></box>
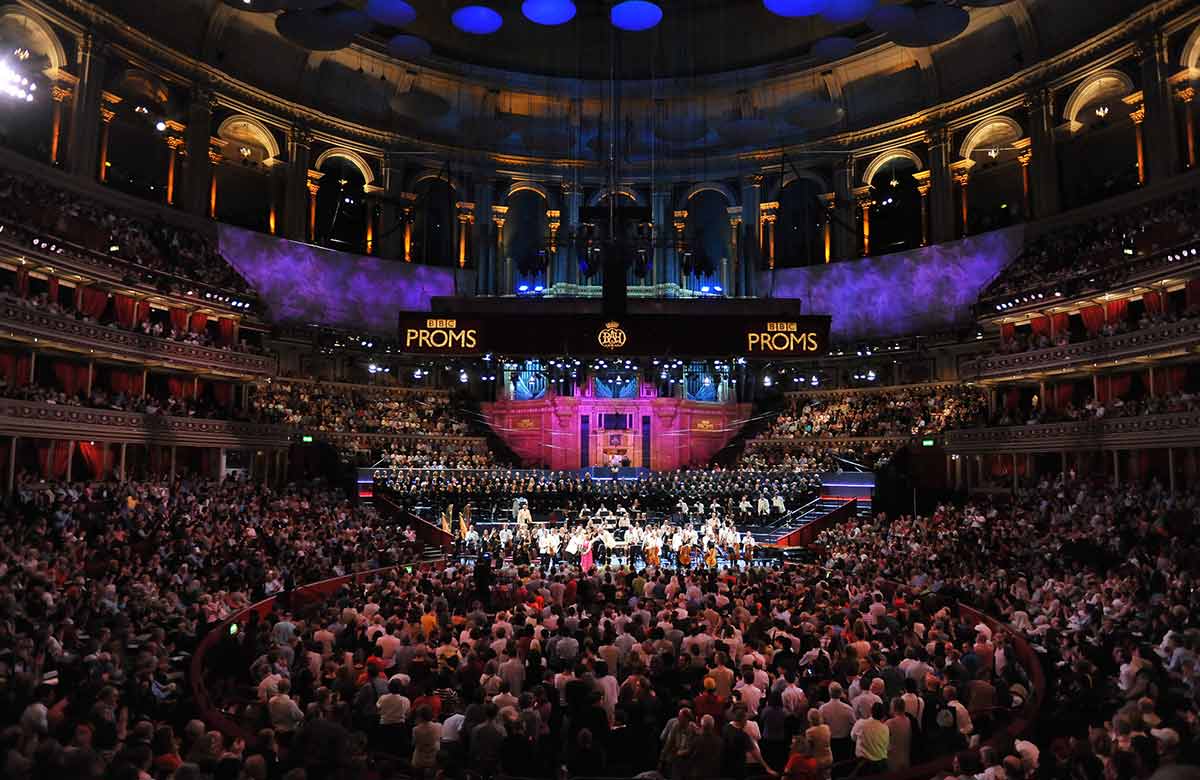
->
<box><xmin>912</xmin><ymin>172</ymin><xmax>931</xmax><ymax>245</ymax></box>
<box><xmin>184</xmin><ymin>87</ymin><xmax>216</xmax><ymax>217</ymax></box>
<box><xmin>49</xmin><ymin>81</ymin><xmax>73</xmax><ymax>166</ymax></box>
<box><xmin>651</xmin><ymin>189</ymin><xmax>674</xmax><ymax>287</ymax></box>
<box><xmin>950</xmin><ymin>159</ymin><xmax>974</xmax><ymax>237</ymax></box>
<box><xmin>739</xmin><ymin>175</ymin><xmax>763</xmax><ymax>295</ymax></box>
<box><xmin>926</xmin><ymin>129</ymin><xmax>955</xmax><ymax>243</ymax></box>
<box><xmin>473</xmin><ymin>180</ymin><xmax>495</xmax><ymax>293</ymax></box>
<box><xmin>727</xmin><ymin>207</ymin><xmax>743</xmax><ymax>291</ymax></box>
<box><xmin>1014</xmin><ymin>138</ymin><xmax>1033</xmax><ymax>220</ymax></box>
<box><xmin>363</xmin><ymin>185</ymin><xmax>383</xmax><ymax>254</ymax></box>
<box><xmin>165</xmin><ymin>135</ymin><xmax>184</xmax><ymax>206</ymax></box>
<box><xmin>1130</xmin><ymin>101</ymin><xmax>1147</xmax><ymax>185</ymax></box>
<box><xmin>456</xmin><ymin>202</ymin><xmax>475</xmax><ymax>269</ymax></box>
<box><xmin>1176</xmin><ymin>85</ymin><xmax>1196</xmax><ymax>169</ymax></box>
<box><xmin>67</xmin><ymin>33</ymin><xmax>107</xmax><ymax>179</ymax></box>
<box><xmin>1138</xmin><ymin>31</ymin><xmax>1179</xmax><ymax>182</ymax></box>
<box><xmin>285</xmin><ymin>127</ymin><xmax>313</xmax><ymax>241</ymax></box>
<box><xmin>96</xmin><ymin>98</ymin><xmax>117</xmax><ymax>182</ymax></box>
<box><xmin>816</xmin><ymin>193</ymin><xmax>835</xmax><ymax>261</ymax></box>
<box><xmin>852</xmin><ymin>186</ymin><xmax>873</xmax><ymax>257</ymax></box>
<box><xmin>306</xmin><ymin>170</ymin><xmax>323</xmax><ymax>242</ymax></box>
<box><xmin>673</xmin><ymin>209</ymin><xmax>689</xmax><ymax>289</ymax></box>
<box><xmin>546</xmin><ymin>208</ymin><xmax>561</xmax><ymax>287</ymax></box>
<box><xmin>759</xmin><ymin>202</ymin><xmax>779</xmax><ymax>269</ymax></box>
<box><xmin>562</xmin><ymin>183</ymin><xmax>583</xmax><ymax>286</ymax></box>
<box><xmin>492</xmin><ymin>206</ymin><xmax>509</xmax><ymax>294</ymax></box>
<box><xmin>830</xmin><ymin>160</ymin><xmax>855</xmax><ymax>262</ymax></box>
<box><xmin>1026</xmin><ymin>88</ymin><xmax>1061</xmax><ymax>218</ymax></box>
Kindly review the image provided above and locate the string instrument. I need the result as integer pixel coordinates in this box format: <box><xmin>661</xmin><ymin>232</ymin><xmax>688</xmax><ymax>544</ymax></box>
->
<box><xmin>704</xmin><ymin>546</ymin><xmax>718</xmax><ymax>569</ymax></box>
<box><xmin>646</xmin><ymin>544</ymin><xmax>660</xmax><ymax>567</ymax></box>
<box><xmin>678</xmin><ymin>544</ymin><xmax>692</xmax><ymax>568</ymax></box>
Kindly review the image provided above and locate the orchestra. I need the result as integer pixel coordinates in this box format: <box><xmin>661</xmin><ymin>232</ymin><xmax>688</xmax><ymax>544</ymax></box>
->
<box><xmin>437</xmin><ymin>497</ymin><xmax>770</xmax><ymax>571</ymax></box>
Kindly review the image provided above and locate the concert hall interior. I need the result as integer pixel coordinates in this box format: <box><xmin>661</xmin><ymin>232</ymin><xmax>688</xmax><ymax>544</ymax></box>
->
<box><xmin>0</xmin><ymin>1</ymin><xmax>1199</xmax><ymax>779</ymax></box>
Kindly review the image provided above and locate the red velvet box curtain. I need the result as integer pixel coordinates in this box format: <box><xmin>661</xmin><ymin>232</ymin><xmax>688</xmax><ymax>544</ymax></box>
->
<box><xmin>1109</xmin><ymin>373</ymin><xmax>1132</xmax><ymax>400</ymax></box>
<box><xmin>1188</xmin><ymin>279</ymin><xmax>1200</xmax><ymax>309</ymax></box>
<box><xmin>1000</xmin><ymin>323</ymin><xmax>1015</xmax><ymax>343</ymax></box>
<box><xmin>80</xmin><ymin>288</ymin><xmax>109</xmax><ymax>319</ymax></box>
<box><xmin>1055</xmin><ymin>384</ymin><xmax>1076</xmax><ymax>410</ymax></box>
<box><xmin>113</xmin><ymin>294</ymin><xmax>149</xmax><ymax>329</ymax></box>
<box><xmin>37</xmin><ymin>441</ymin><xmax>70</xmax><ymax>479</ymax></box>
<box><xmin>15</xmin><ymin>268</ymin><xmax>29</xmax><ymax>298</ymax></box>
<box><xmin>1080</xmin><ymin>305</ymin><xmax>1105</xmax><ymax>336</ymax></box>
<box><xmin>77</xmin><ymin>441</ymin><xmax>113</xmax><ymax>478</ymax></box>
<box><xmin>52</xmin><ymin>360</ymin><xmax>89</xmax><ymax>397</ymax></box>
<box><xmin>189</xmin><ymin>312</ymin><xmax>207</xmax><ymax>334</ymax></box>
<box><xmin>169</xmin><ymin>308</ymin><xmax>189</xmax><ymax>333</ymax></box>
<box><xmin>0</xmin><ymin>351</ymin><xmax>31</xmax><ymax>387</ymax></box>
<box><xmin>1105</xmin><ymin>298</ymin><xmax>1129</xmax><ymax>324</ymax></box>
<box><xmin>1142</xmin><ymin>291</ymin><xmax>1164</xmax><ymax>315</ymax></box>
<box><xmin>1050</xmin><ymin>313</ymin><xmax>1069</xmax><ymax>340</ymax></box>
<box><xmin>107</xmin><ymin>368</ymin><xmax>144</xmax><ymax>396</ymax></box>
<box><xmin>166</xmin><ymin>376</ymin><xmax>195</xmax><ymax>400</ymax></box>
<box><xmin>207</xmin><ymin>381</ymin><xmax>233</xmax><ymax>407</ymax></box>
<box><xmin>1029</xmin><ymin>316</ymin><xmax>1050</xmax><ymax>338</ymax></box>
<box><xmin>46</xmin><ymin>277</ymin><xmax>59</xmax><ymax>303</ymax></box>
<box><xmin>217</xmin><ymin>318</ymin><xmax>237</xmax><ymax>346</ymax></box>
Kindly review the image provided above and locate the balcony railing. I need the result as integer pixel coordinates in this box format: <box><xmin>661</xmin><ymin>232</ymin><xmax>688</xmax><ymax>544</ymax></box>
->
<box><xmin>960</xmin><ymin>317</ymin><xmax>1200</xmax><ymax>381</ymax></box>
<box><xmin>944</xmin><ymin>410</ymin><xmax>1200</xmax><ymax>454</ymax></box>
<box><xmin>0</xmin><ymin>398</ymin><xmax>491</xmax><ymax>450</ymax></box>
<box><xmin>0</xmin><ymin>302</ymin><xmax>275</xmax><ymax>376</ymax></box>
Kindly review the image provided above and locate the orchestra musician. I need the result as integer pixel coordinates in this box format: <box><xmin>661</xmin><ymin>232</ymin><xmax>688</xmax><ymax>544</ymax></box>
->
<box><xmin>704</xmin><ymin>544</ymin><xmax>718</xmax><ymax>569</ymax></box>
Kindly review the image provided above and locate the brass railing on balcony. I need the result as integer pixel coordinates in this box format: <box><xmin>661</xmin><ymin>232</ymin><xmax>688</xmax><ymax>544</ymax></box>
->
<box><xmin>0</xmin><ymin>302</ymin><xmax>275</xmax><ymax>376</ymax></box>
<box><xmin>960</xmin><ymin>317</ymin><xmax>1200</xmax><ymax>381</ymax></box>
<box><xmin>944</xmin><ymin>410</ymin><xmax>1200</xmax><ymax>454</ymax></box>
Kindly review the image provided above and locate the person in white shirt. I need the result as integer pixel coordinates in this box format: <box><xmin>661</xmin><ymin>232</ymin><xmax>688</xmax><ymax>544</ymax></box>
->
<box><xmin>376</xmin><ymin>626</ymin><xmax>403</xmax><ymax>669</ymax></box>
<box><xmin>734</xmin><ymin>668</ymin><xmax>763</xmax><ymax>716</ymax></box>
<box><xmin>780</xmin><ymin>674</ymin><xmax>807</xmax><ymax>715</ymax></box>
<box><xmin>377</xmin><ymin>678</ymin><xmax>411</xmax><ymax>726</ymax></box>
<box><xmin>853</xmin><ymin>678</ymin><xmax>886</xmax><ymax>721</ymax></box>
<box><xmin>267</xmin><ymin>680</ymin><xmax>304</xmax><ymax>733</ymax></box>
<box><xmin>756</xmin><ymin>495</ymin><xmax>771</xmax><ymax>516</ymax></box>
<box><xmin>944</xmin><ymin>686</ymin><xmax>973</xmax><ymax>735</ymax></box>
<box><xmin>819</xmin><ymin>682</ymin><xmax>856</xmax><ymax>762</ymax></box>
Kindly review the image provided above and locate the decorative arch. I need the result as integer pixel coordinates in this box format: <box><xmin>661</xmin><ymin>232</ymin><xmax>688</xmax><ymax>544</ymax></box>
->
<box><xmin>507</xmin><ymin>181</ymin><xmax>551</xmax><ymax>203</ymax></box>
<box><xmin>313</xmin><ymin>147</ymin><xmax>376</xmax><ymax>185</ymax></box>
<box><xmin>411</xmin><ymin>169</ymin><xmax>460</xmax><ymax>194</ymax></box>
<box><xmin>770</xmin><ymin>169</ymin><xmax>830</xmax><ymax>201</ymax></box>
<box><xmin>861</xmin><ymin>148</ymin><xmax>924</xmax><ymax>186</ymax></box>
<box><xmin>678</xmin><ymin>181</ymin><xmax>737</xmax><ymax>210</ymax></box>
<box><xmin>1061</xmin><ymin>69</ymin><xmax>1134</xmax><ymax>126</ymax></box>
<box><xmin>587</xmin><ymin>187</ymin><xmax>644</xmax><ymax>207</ymax></box>
<box><xmin>1181</xmin><ymin>23</ymin><xmax>1200</xmax><ymax>72</ymax></box>
<box><xmin>959</xmin><ymin>116</ymin><xmax>1024</xmax><ymax>159</ymax></box>
<box><xmin>0</xmin><ymin>7</ymin><xmax>67</xmax><ymax>73</ymax></box>
<box><xmin>216</xmin><ymin>115</ymin><xmax>281</xmax><ymax>160</ymax></box>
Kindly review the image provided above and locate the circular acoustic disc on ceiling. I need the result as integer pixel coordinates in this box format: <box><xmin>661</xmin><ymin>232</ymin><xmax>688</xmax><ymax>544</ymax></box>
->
<box><xmin>221</xmin><ymin>0</ymin><xmax>289</xmax><ymax>12</ymax></box>
<box><xmin>390</xmin><ymin>87</ymin><xmax>451</xmax><ymax>118</ymax></box>
<box><xmin>365</xmin><ymin>0</ymin><xmax>416</xmax><ymax>26</ymax></box>
<box><xmin>278</xmin><ymin>0</ymin><xmax>340</xmax><ymax>9</ymax></box>
<box><xmin>819</xmin><ymin>0</ymin><xmax>877</xmax><ymax>25</ymax></box>
<box><xmin>784</xmin><ymin>98</ymin><xmax>845</xmax><ymax>128</ymax></box>
<box><xmin>865</xmin><ymin>4</ymin><xmax>916</xmax><ymax>34</ymax></box>
<box><xmin>276</xmin><ymin>8</ymin><xmax>374</xmax><ymax>50</ymax></box>
<box><xmin>763</xmin><ymin>0</ymin><xmax>830</xmax><ymax>17</ymax></box>
<box><xmin>811</xmin><ymin>36</ymin><xmax>857</xmax><ymax>60</ymax></box>
<box><xmin>890</xmin><ymin>3</ymin><xmax>969</xmax><ymax>47</ymax></box>
<box><xmin>387</xmin><ymin>34</ymin><xmax>432</xmax><ymax>59</ymax></box>
<box><xmin>715</xmin><ymin>117</ymin><xmax>776</xmax><ymax>146</ymax></box>
<box><xmin>654</xmin><ymin>117</ymin><xmax>707</xmax><ymax>143</ymax></box>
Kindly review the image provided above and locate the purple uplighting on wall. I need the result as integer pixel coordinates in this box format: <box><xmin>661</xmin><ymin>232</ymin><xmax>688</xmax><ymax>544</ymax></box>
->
<box><xmin>760</xmin><ymin>226</ymin><xmax>1025</xmax><ymax>342</ymax></box>
<box><xmin>217</xmin><ymin>225</ymin><xmax>460</xmax><ymax>335</ymax></box>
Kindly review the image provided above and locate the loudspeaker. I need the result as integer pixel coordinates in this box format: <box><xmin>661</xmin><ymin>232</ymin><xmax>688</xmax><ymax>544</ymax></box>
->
<box><xmin>601</xmin><ymin>241</ymin><xmax>627</xmax><ymax>318</ymax></box>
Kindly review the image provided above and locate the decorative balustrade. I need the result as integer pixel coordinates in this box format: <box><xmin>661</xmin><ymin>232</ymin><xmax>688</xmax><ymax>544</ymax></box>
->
<box><xmin>0</xmin><ymin>302</ymin><xmax>275</xmax><ymax>376</ymax></box>
<box><xmin>944</xmin><ymin>410</ymin><xmax>1200</xmax><ymax>454</ymax></box>
<box><xmin>962</xmin><ymin>317</ymin><xmax>1200</xmax><ymax>380</ymax></box>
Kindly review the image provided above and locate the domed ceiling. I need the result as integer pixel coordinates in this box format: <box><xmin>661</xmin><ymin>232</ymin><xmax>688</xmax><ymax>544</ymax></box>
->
<box><xmin>182</xmin><ymin>0</ymin><xmax>1006</xmax><ymax>81</ymax></box>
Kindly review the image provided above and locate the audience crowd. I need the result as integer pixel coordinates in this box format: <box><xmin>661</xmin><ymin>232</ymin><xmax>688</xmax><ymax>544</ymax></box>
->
<box><xmin>249</xmin><ymin>383</ymin><xmax>474</xmax><ymax>438</ymax></box>
<box><xmin>980</xmin><ymin>187</ymin><xmax>1200</xmax><ymax>305</ymax></box>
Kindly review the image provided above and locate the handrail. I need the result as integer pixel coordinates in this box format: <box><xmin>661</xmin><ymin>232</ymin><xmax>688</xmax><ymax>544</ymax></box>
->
<box><xmin>257</xmin><ymin>375</ymin><xmax>451</xmax><ymax>397</ymax></box>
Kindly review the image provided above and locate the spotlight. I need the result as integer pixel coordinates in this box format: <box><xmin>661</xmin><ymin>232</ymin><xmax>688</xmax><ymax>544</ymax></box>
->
<box><xmin>155</xmin><ymin>121</ymin><xmax>167</xmax><ymax>132</ymax></box>
<box><xmin>459</xmin><ymin>371</ymin><xmax>469</xmax><ymax>383</ymax></box>
<box><xmin>517</xmin><ymin>284</ymin><xmax>530</xmax><ymax>292</ymax></box>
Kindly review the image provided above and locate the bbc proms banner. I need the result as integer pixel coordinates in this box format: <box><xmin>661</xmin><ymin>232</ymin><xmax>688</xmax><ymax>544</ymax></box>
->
<box><xmin>217</xmin><ymin>224</ymin><xmax>463</xmax><ymax>334</ymax></box>
<box><xmin>758</xmin><ymin>225</ymin><xmax>1025</xmax><ymax>342</ymax></box>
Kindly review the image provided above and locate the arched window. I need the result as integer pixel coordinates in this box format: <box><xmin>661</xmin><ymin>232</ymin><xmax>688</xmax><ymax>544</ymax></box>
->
<box><xmin>506</xmin><ymin>189</ymin><xmax>548</xmax><ymax>291</ymax></box>
<box><xmin>776</xmin><ymin>178</ymin><xmax>824</xmax><ymax>268</ymax></box>
<box><xmin>314</xmin><ymin>157</ymin><xmax>366</xmax><ymax>252</ymax></box>
<box><xmin>683</xmin><ymin>190</ymin><xmax>730</xmax><ymax>291</ymax></box>
<box><xmin>867</xmin><ymin>158</ymin><xmax>921</xmax><ymax>255</ymax></box>
<box><xmin>412</xmin><ymin>177</ymin><xmax>456</xmax><ymax>266</ymax></box>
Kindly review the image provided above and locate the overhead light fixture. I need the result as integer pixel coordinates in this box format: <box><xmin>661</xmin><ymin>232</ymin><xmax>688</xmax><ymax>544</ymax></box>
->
<box><xmin>611</xmin><ymin>1</ymin><xmax>662</xmax><ymax>31</ymax></box>
<box><xmin>239</xmin><ymin>146</ymin><xmax>252</xmax><ymax>158</ymax></box>
<box><xmin>1095</xmin><ymin>105</ymin><xmax>1110</xmax><ymax>118</ymax></box>
<box><xmin>452</xmin><ymin>5</ymin><xmax>503</xmax><ymax>34</ymax></box>
<box><xmin>522</xmin><ymin>0</ymin><xmax>576</xmax><ymax>25</ymax></box>
<box><xmin>763</xmin><ymin>0</ymin><xmax>829</xmax><ymax>17</ymax></box>
<box><xmin>155</xmin><ymin>121</ymin><xmax>167</xmax><ymax>132</ymax></box>
<box><xmin>988</xmin><ymin>147</ymin><xmax>1000</xmax><ymax>159</ymax></box>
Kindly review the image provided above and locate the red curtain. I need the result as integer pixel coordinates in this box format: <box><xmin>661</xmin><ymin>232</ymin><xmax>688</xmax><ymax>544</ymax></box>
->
<box><xmin>0</xmin><ymin>351</ymin><xmax>31</xmax><ymax>387</ymax></box>
<box><xmin>15</xmin><ymin>268</ymin><xmax>28</xmax><ymax>298</ymax></box>
<box><xmin>113</xmin><ymin>294</ymin><xmax>140</xmax><ymax>329</ymax></box>
<box><xmin>1188</xmin><ymin>279</ymin><xmax>1200</xmax><ymax>309</ymax></box>
<box><xmin>1055</xmin><ymin>384</ymin><xmax>1075</xmax><ymax>410</ymax></box>
<box><xmin>1142</xmin><ymin>291</ymin><xmax>1164</xmax><ymax>316</ymax></box>
<box><xmin>217</xmin><ymin>318</ymin><xmax>237</xmax><ymax>347</ymax></box>
<box><xmin>189</xmin><ymin>312</ymin><xmax>207</xmax><ymax>334</ymax></box>
<box><xmin>52</xmin><ymin>361</ymin><xmax>89</xmax><ymax>397</ymax></box>
<box><xmin>37</xmin><ymin>441</ymin><xmax>70</xmax><ymax>479</ymax></box>
<box><xmin>1096</xmin><ymin>377</ymin><xmax>1110</xmax><ymax>403</ymax></box>
<box><xmin>166</xmin><ymin>376</ymin><xmax>194</xmax><ymax>400</ymax></box>
<box><xmin>1005</xmin><ymin>389</ymin><xmax>1020</xmax><ymax>411</ymax></box>
<box><xmin>1029</xmin><ymin>316</ymin><xmax>1050</xmax><ymax>338</ymax></box>
<box><xmin>1051</xmin><ymin>313</ymin><xmax>1069</xmax><ymax>341</ymax></box>
<box><xmin>79</xmin><ymin>288</ymin><xmax>109</xmax><ymax>318</ymax></box>
<box><xmin>1000</xmin><ymin>323</ymin><xmax>1015</xmax><ymax>343</ymax></box>
<box><xmin>208</xmin><ymin>381</ymin><xmax>233</xmax><ymax>407</ymax></box>
<box><xmin>169</xmin><ymin>308</ymin><xmax>189</xmax><ymax>333</ymax></box>
<box><xmin>107</xmin><ymin>368</ymin><xmax>144</xmax><ymax>396</ymax></box>
<box><xmin>1110</xmin><ymin>374</ymin><xmax>1132</xmax><ymax>400</ymax></box>
<box><xmin>77</xmin><ymin>441</ymin><xmax>112</xmax><ymax>478</ymax></box>
<box><xmin>1106</xmin><ymin>299</ymin><xmax>1129</xmax><ymax>324</ymax></box>
<box><xmin>1162</xmin><ymin>367</ymin><xmax>1186</xmax><ymax>395</ymax></box>
<box><xmin>1080</xmin><ymin>305</ymin><xmax>1105</xmax><ymax>336</ymax></box>
<box><xmin>47</xmin><ymin>277</ymin><xmax>59</xmax><ymax>303</ymax></box>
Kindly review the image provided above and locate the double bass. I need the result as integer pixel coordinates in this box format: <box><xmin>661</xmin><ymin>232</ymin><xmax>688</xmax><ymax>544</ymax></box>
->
<box><xmin>646</xmin><ymin>542</ymin><xmax>661</xmax><ymax>567</ymax></box>
<box><xmin>704</xmin><ymin>545</ymin><xmax>718</xmax><ymax>569</ymax></box>
<box><xmin>678</xmin><ymin>543</ymin><xmax>692</xmax><ymax>568</ymax></box>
